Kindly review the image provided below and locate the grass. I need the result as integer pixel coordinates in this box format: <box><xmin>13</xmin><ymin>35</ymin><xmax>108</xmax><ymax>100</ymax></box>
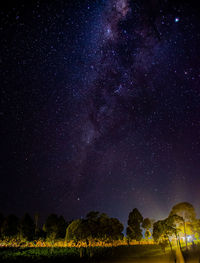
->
<box><xmin>182</xmin><ymin>244</ymin><xmax>200</xmax><ymax>262</ymax></box>
<box><xmin>0</xmin><ymin>245</ymin><xmax>171</xmax><ymax>263</ymax></box>
<box><xmin>1</xmin><ymin>243</ymin><xmax>200</xmax><ymax>262</ymax></box>
<box><xmin>0</xmin><ymin>247</ymin><xmax>81</xmax><ymax>262</ymax></box>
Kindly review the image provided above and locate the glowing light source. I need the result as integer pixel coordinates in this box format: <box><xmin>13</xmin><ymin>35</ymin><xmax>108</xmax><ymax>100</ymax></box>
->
<box><xmin>175</xmin><ymin>17</ymin><xmax>180</xmax><ymax>23</ymax></box>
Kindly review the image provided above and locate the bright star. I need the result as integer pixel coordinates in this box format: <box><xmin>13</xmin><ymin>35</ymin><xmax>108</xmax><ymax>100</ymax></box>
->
<box><xmin>175</xmin><ymin>17</ymin><xmax>180</xmax><ymax>23</ymax></box>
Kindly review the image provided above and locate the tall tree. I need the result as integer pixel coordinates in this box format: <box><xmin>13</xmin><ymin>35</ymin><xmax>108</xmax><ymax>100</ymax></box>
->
<box><xmin>66</xmin><ymin>212</ymin><xmax>124</xmax><ymax>244</ymax></box>
<box><xmin>152</xmin><ymin>217</ymin><xmax>176</xmax><ymax>252</ymax></box>
<box><xmin>0</xmin><ymin>213</ymin><xmax>4</xmax><ymax>238</ymax></box>
<box><xmin>1</xmin><ymin>215</ymin><xmax>19</xmax><ymax>238</ymax></box>
<box><xmin>19</xmin><ymin>213</ymin><xmax>35</xmax><ymax>240</ymax></box>
<box><xmin>43</xmin><ymin>214</ymin><xmax>67</xmax><ymax>241</ymax></box>
<box><xmin>109</xmin><ymin>217</ymin><xmax>124</xmax><ymax>241</ymax></box>
<box><xmin>34</xmin><ymin>212</ymin><xmax>39</xmax><ymax>235</ymax></box>
<box><xmin>194</xmin><ymin>219</ymin><xmax>200</xmax><ymax>240</ymax></box>
<box><xmin>126</xmin><ymin>208</ymin><xmax>143</xmax><ymax>241</ymax></box>
<box><xmin>57</xmin><ymin>216</ymin><xmax>68</xmax><ymax>238</ymax></box>
<box><xmin>66</xmin><ymin>219</ymin><xmax>89</xmax><ymax>243</ymax></box>
<box><xmin>169</xmin><ymin>202</ymin><xmax>196</xmax><ymax>249</ymax></box>
<box><xmin>142</xmin><ymin>218</ymin><xmax>152</xmax><ymax>239</ymax></box>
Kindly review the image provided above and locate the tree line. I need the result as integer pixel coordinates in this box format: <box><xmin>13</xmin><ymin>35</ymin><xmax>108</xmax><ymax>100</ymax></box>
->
<box><xmin>0</xmin><ymin>202</ymin><xmax>200</xmax><ymax>248</ymax></box>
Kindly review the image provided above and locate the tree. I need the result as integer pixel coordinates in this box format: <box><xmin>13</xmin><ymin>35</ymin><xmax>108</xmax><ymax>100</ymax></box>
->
<box><xmin>153</xmin><ymin>220</ymin><xmax>165</xmax><ymax>242</ymax></box>
<box><xmin>85</xmin><ymin>212</ymin><xmax>123</xmax><ymax>242</ymax></box>
<box><xmin>34</xmin><ymin>212</ymin><xmax>39</xmax><ymax>235</ymax></box>
<box><xmin>19</xmin><ymin>213</ymin><xmax>35</xmax><ymax>240</ymax></box>
<box><xmin>145</xmin><ymin>230</ymin><xmax>151</xmax><ymax>239</ymax></box>
<box><xmin>152</xmin><ymin>218</ymin><xmax>176</xmax><ymax>253</ymax></box>
<box><xmin>0</xmin><ymin>213</ymin><xmax>4</xmax><ymax>238</ymax></box>
<box><xmin>57</xmin><ymin>216</ymin><xmax>68</xmax><ymax>238</ymax></box>
<box><xmin>1</xmin><ymin>215</ymin><xmax>19</xmax><ymax>238</ymax></box>
<box><xmin>109</xmin><ymin>217</ymin><xmax>124</xmax><ymax>241</ymax></box>
<box><xmin>169</xmin><ymin>202</ymin><xmax>196</xmax><ymax>249</ymax></box>
<box><xmin>166</xmin><ymin>214</ymin><xmax>184</xmax><ymax>248</ymax></box>
<box><xmin>96</xmin><ymin>213</ymin><xmax>123</xmax><ymax>242</ymax></box>
<box><xmin>43</xmin><ymin>214</ymin><xmax>67</xmax><ymax>241</ymax></box>
<box><xmin>85</xmin><ymin>211</ymin><xmax>100</xmax><ymax>240</ymax></box>
<box><xmin>126</xmin><ymin>208</ymin><xmax>143</xmax><ymax>241</ymax></box>
<box><xmin>35</xmin><ymin>228</ymin><xmax>46</xmax><ymax>240</ymax></box>
<box><xmin>66</xmin><ymin>219</ymin><xmax>88</xmax><ymax>243</ymax></box>
<box><xmin>194</xmin><ymin>219</ymin><xmax>200</xmax><ymax>240</ymax></box>
<box><xmin>66</xmin><ymin>212</ymin><xmax>124</xmax><ymax>244</ymax></box>
<box><xmin>142</xmin><ymin>218</ymin><xmax>151</xmax><ymax>229</ymax></box>
<box><xmin>86</xmin><ymin>211</ymin><xmax>99</xmax><ymax>220</ymax></box>
<box><xmin>142</xmin><ymin>218</ymin><xmax>152</xmax><ymax>239</ymax></box>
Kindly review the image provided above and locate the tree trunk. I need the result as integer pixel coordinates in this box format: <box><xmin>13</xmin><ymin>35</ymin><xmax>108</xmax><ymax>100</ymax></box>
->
<box><xmin>183</xmin><ymin>220</ymin><xmax>187</xmax><ymax>249</ymax></box>
<box><xmin>178</xmin><ymin>237</ymin><xmax>182</xmax><ymax>250</ymax></box>
<box><xmin>167</xmin><ymin>236</ymin><xmax>173</xmax><ymax>254</ymax></box>
<box><xmin>79</xmin><ymin>247</ymin><xmax>84</xmax><ymax>258</ymax></box>
<box><xmin>175</xmin><ymin>231</ymin><xmax>181</xmax><ymax>250</ymax></box>
<box><xmin>34</xmin><ymin>213</ymin><xmax>39</xmax><ymax>235</ymax></box>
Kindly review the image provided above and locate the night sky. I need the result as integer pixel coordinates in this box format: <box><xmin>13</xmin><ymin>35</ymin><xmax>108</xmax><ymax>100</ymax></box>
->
<box><xmin>1</xmin><ymin>0</ymin><xmax>200</xmax><ymax>225</ymax></box>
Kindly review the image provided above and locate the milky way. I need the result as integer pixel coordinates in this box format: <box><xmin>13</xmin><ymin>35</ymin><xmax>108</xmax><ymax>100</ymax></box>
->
<box><xmin>1</xmin><ymin>0</ymin><xmax>200</xmax><ymax>224</ymax></box>
<box><xmin>65</xmin><ymin>0</ymin><xmax>200</xmax><ymax>222</ymax></box>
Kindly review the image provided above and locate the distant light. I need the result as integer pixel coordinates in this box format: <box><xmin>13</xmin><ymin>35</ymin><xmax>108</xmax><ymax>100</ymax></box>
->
<box><xmin>175</xmin><ymin>17</ymin><xmax>180</xmax><ymax>23</ymax></box>
<box><xmin>107</xmin><ymin>28</ymin><xmax>111</xmax><ymax>34</ymax></box>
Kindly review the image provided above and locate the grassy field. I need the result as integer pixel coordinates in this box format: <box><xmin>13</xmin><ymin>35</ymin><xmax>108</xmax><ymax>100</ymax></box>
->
<box><xmin>0</xmin><ymin>245</ymin><xmax>174</xmax><ymax>263</ymax></box>
<box><xmin>0</xmin><ymin>244</ymin><xmax>200</xmax><ymax>262</ymax></box>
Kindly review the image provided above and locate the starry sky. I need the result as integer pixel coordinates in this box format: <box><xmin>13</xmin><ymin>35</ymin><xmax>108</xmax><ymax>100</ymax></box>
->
<box><xmin>1</xmin><ymin>0</ymin><xmax>200</xmax><ymax>225</ymax></box>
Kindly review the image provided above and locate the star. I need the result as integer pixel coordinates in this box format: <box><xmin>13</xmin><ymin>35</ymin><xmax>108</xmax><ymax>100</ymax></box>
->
<box><xmin>175</xmin><ymin>17</ymin><xmax>180</xmax><ymax>23</ymax></box>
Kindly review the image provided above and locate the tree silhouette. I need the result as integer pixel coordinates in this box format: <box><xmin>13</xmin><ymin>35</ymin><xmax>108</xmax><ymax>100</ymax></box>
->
<box><xmin>66</xmin><ymin>212</ymin><xmax>123</xmax><ymax>244</ymax></box>
<box><xmin>19</xmin><ymin>213</ymin><xmax>35</xmax><ymax>240</ymax></box>
<box><xmin>127</xmin><ymin>208</ymin><xmax>143</xmax><ymax>241</ymax></box>
<box><xmin>142</xmin><ymin>218</ymin><xmax>152</xmax><ymax>239</ymax></box>
<box><xmin>152</xmin><ymin>218</ymin><xmax>176</xmax><ymax>252</ymax></box>
<box><xmin>1</xmin><ymin>215</ymin><xmax>19</xmax><ymax>238</ymax></box>
<box><xmin>0</xmin><ymin>213</ymin><xmax>4</xmax><ymax>238</ymax></box>
<box><xmin>169</xmin><ymin>202</ymin><xmax>196</xmax><ymax>249</ymax></box>
<box><xmin>43</xmin><ymin>214</ymin><xmax>67</xmax><ymax>241</ymax></box>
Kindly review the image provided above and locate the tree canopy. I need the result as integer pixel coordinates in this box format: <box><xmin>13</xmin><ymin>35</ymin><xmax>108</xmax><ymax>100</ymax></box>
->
<box><xmin>169</xmin><ymin>202</ymin><xmax>196</xmax><ymax>222</ymax></box>
<box><xmin>1</xmin><ymin>215</ymin><xmax>19</xmax><ymax>238</ymax></box>
<box><xmin>126</xmin><ymin>208</ymin><xmax>143</xmax><ymax>241</ymax></box>
<box><xmin>19</xmin><ymin>213</ymin><xmax>35</xmax><ymax>240</ymax></box>
<box><xmin>169</xmin><ymin>202</ymin><xmax>197</xmax><ymax>248</ymax></box>
<box><xmin>43</xmin><ymin>214</ymin><xmax>68</xmax><ymax>240</ymax></box>
<box><xmin>66</xmin><ymin>211</ymin><xmax>124</xmax><ymax>243</ymax></box>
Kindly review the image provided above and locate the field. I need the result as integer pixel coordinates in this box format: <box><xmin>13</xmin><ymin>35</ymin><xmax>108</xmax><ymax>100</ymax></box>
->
<box><xmin>1</xmin><ymin>242</ymin><xmax>200</xmax><ymax>263</ymax></box>
<box><xmin>0</xmin><ymin>244</ymin><xmax>197</xmax><ymax>263</ymax></box>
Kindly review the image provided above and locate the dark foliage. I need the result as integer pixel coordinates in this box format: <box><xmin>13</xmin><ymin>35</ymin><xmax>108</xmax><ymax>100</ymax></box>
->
<box><xmin>127</xmin><ymin>208</ymin><xmax>143</xmax><ymax>241</ymax></box>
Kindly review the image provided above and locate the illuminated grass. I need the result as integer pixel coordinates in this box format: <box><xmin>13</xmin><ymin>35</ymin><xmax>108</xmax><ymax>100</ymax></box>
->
<box><xmin>1</xmin><ymin>244</ymin><xmax>200</xmax><ymax>262</ymax></box>
<box><xmin>0</xmin><ymin>245</ymin><xmax>169</xmax><ymax>262</ymax></box>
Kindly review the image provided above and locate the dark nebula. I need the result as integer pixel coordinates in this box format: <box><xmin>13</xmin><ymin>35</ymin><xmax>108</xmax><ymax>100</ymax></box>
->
<box><xmin>1</xmin><ymin>0</ymin><xmax>200</xmax><ymax>225</ymax></box>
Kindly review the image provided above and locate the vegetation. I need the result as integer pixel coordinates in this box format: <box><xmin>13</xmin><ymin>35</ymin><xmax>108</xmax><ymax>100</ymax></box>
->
<box><xmin>43</xmin><ymin>214</ymin><xmax>68</xmax><ymax>241</ymax></box>
<box><xmin>126</xmin><ymin>208</ymin><xmax>143</xmax><ymax>242</ymax></box>
<box><xmin>1</xmin><ymin>215</ymin><xmax>19</xmax><ymax>239</ymax></box>
<box><xmin>0</xmin><ymin>201</ymin><xmax>200</xmax><ymax>262</ymax></box>
<box><xmin>19</xmin><ymin>213</ymin><xmax>35</xmax><ymax>241</ymax></box>
<box><xmin>142</xmin><ymin>218</ymin><xmax>152</xmax><ymax>239</ymax></box>
<box><xmin>66</xmin><ymin>211</ymin><xmax>124</xmax><ymax>245</ymax></box>
<box><xmin>169</xmin><ymin>202</ymin><xmax>197</xmax><ymax>249</ymax></box>
<box><xmin>0</xmin><ymin>245</ymin><xmax>174</xmax><ymax>262</ymax></box>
